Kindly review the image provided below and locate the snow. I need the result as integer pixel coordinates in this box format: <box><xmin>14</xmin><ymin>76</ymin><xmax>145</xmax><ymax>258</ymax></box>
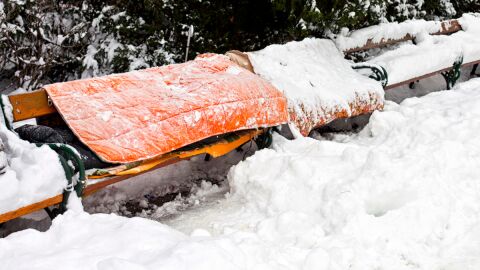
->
<box><xmin>0</xmin><ymin>138</ymin><xmax>7</xmax><ymax>174</ymax></box>
<box><xmin>0</xmin><ymin>206</ymin><xmax>245</xmax><ymax>270</ymax></box>
<box><xmin>335</xmin><ymin>13</ymin><xmax>480</xmax><ymax>53</ymax></box>
<box><xmin>458</xmin><ymin>13</ymin><xmax>480</xmax><ymax>33</ymax></box>
<box><xmin>366</xmin><ymin>36</ymin><xmax>463</xmax><ymax>86</ymax></box>
<box><xmin>335</xmin><ymin>18</ymin><xmax>445</xmax><ymax>52</ymax></box>
<box><xmin>82</xmin><ymin>45</ymin><xmax>99</xmax><ymax>78</ymax></box>
<box><xmin>1</xmin><ymin>95</ymin><xmax>14</xmax><ymax>127</ymax></box>
<box><xmin>3</xmin><ymin>78</ymin><xmax>480</xmax><ymax>269</ymax></box>
<box><xmin>248</xmin><ymin>38</ymin><xmax>384</xmax><ymax>134</ymax></box>
<box><xmin>0</xmin><ymin>126</ymin><xmax>67</xmax><ymax>214</ymax></box>
<box><xmin>455</xmin><ymin>13</ymin><xmax>480</xmax><ymax>63</ymax></box>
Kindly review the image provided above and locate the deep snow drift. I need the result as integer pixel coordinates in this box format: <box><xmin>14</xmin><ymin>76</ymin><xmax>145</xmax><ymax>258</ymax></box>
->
<box><xmin>2</xmin><ymin>78</ymin><xmax>480</xmax><ymax>269</ymax></box>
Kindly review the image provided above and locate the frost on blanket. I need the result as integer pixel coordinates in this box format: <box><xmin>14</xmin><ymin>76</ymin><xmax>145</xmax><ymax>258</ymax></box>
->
<box><xmin>42</xmin><ymin>54</ymin><xmax>288</xmax><ymax>164</ymax></box>
<box><xmin>248</xmin><ymin>38</ymin><xmax>384</xmax><ymax>136</ymax></box>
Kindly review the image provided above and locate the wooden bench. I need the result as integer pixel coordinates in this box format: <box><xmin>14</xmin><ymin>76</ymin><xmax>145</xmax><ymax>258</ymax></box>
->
<box><xmin>341</xmin><ymin>17</ymin><xmax>480</xmax><ymax>90</ymax></box>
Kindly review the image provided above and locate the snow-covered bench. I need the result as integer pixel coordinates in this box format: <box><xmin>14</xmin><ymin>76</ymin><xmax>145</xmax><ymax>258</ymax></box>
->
<box><xmin>0</xmin><ymin>54</ymin><xmax>286</xmax><ymax>223</ymax></box>
<box><xmin>228</xmin><ymin>38</ymin><xmax>385</xmax><ymax>136</ymax></box>
<box><xmin>338</xmin><ymin>13</ymin><xmax>480</xmax><ymax>90</ymax></box>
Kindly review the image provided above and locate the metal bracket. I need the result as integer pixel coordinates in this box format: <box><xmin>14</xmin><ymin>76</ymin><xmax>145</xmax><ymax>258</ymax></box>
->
<box><xmin>40</xmin><ymin>143</ymin><xmax>86</xmax><ymax>219</ymax></box>
<box><xmin>352</xmin><ymin>63</ymin><xmax>389</xmax><ymax>88</ymax></box>
<box><xmin>441</xmin><ymin>56</ymin><xmax>463</xmax><ymax>90</ymax></box>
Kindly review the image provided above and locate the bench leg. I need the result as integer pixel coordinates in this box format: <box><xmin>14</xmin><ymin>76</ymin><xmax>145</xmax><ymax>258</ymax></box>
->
<box><xmin>409</xmin><ymin>80</ymin><xmax>419</xmax><ymax>89</ymax></box>
<box><xmin>442</xmin><ymin>58</ymin><xmax>463</xmax><ymax>90</ymax></box>
<box><xmin>44</xmin><ymin>206</ymin><xmax>62</xmax><ymax>220</ymax></box>
<box><xmin>471</xmin><ymin>64</ymin><xmax>479</xmax><ymax>77</ymax></box>
<box><xmin>442</xmin><ymin>73</ymin><xmax>457</xmax><ymax>90</ymax></box>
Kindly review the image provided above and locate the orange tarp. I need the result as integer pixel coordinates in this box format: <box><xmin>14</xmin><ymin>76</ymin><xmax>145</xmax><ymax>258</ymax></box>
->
<box><xmin>43</xmin><ymin>54</ymin><xmax>288</xmax><ymax>164</ymax></box>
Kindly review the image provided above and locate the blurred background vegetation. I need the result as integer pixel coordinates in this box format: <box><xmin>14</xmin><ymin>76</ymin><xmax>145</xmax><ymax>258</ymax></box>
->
<box><xmin>0</xmin><ymin>0</ymin><xmax>478</xmax><ymax>90</ymax></box>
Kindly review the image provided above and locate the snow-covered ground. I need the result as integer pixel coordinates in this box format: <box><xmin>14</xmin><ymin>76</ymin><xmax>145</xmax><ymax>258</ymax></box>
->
<box><xmin>2</xmin><ymin>78</ymin><xmax>480</xmax><ymax>269</ymax></box>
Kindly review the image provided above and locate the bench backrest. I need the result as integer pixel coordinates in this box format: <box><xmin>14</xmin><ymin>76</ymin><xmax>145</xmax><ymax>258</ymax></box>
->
<box><xmin>6</xmin><ymin>89</ymin><xmax>57</xmax><ymax>123</ymax></box>
<box><xmin>341</xmin><ymin>19</ymin><xmax>462</xmax><ymax>54</ymax></box>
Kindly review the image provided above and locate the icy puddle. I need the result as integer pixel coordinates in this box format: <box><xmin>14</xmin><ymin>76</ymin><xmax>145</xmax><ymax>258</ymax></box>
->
<box><xmin>2</xmin><ymin>79</ymin><xmax>480</xmax><ymax>270</ymax></box>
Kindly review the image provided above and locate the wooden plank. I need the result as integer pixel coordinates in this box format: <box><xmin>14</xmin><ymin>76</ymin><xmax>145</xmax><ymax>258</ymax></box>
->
<box><xmin>462</xmin><ymin>59</ymin><xmax>480</xmax><ymax>69</ymax></box>
<box><xmin>385</xmin><ymin>59</ymin><xmax>480</xmax><ymax>90</ymax></box>
<box><xmin>343</xmin><ymin>19</ymin><xmax>462</xmax><ymax>54</ymax></box>
<box><xmin>89</xmin><ymin>129</ymin><xmax>263</xmax><ymax>178</ymax></box>
<box><xmin>8</xmin><ymin>89</ymin><xmax>57</xmax><ymax>122</ymax></box>
<box><xmin>82</xmin><ymin>157</ymin><xmax>182</xmax><ymax>197</ymax></box>
<box><xmin>344</xmin><ymin>34</ymin><xmax>414</xmax><ymax>54</ymax></box>
<box><xmin>0</xmin><ymin>194</ymin><xmax>63</xmax><ymax>224</ymax></box>
<box><xmin>432</xmin><ymin>19</ymin><xmax>462</xmax><ymax>36</ymax></box>
<box><xmin>0</xmin><ymin>159</ymin><xmax>183</xmax><ymax>223</ymax></box>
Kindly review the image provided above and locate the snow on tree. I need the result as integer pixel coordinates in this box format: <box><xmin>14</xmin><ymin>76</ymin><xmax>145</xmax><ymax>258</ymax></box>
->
<box><xmin>0</xmin><ymin>0</ymin><xmax>477</xmax><ymax>91</ymax></box>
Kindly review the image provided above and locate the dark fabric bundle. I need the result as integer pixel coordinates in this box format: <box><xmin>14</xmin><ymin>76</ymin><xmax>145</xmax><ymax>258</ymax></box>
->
<box><xmin>15</xmin><ymin>124</ymin><xmax>110</xmax><ymax>169</ymax></box>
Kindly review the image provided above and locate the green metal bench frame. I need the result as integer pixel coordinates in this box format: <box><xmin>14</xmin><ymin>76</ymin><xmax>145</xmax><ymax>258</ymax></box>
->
<box><xmin>0</xmin><ymin>97</ymin><xmax>86</xmax><ymax>218</ymax></box>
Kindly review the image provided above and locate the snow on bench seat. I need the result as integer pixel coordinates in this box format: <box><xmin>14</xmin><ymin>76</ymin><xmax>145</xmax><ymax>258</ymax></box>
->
<box><xmin>451</xmin><ymin>14</ymin><xmax>480</xmax><ymax>64</ymax></box>
<box><xmin>362</xmin><ymin>13</ymin><xmax>480</xmax><ymax>88</ymax></box>
<box><xmin>248</xmin><ymin>38</ymin><xmax>384</xmax><ymax>136</ymax></box>
<box><xmin>336</xmin><ymin>18</ymin><xmax>453</xmax><ymax>53</ymax></box>
<box><xmin>365</xmin><ymin>37</ymin><xmax>463</xmax><ymax>87</ymax></box>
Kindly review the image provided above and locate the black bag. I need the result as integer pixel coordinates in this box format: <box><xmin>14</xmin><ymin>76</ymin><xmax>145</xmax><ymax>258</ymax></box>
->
<box><xmin>15</xmin><ymin>124</ymin><xmax>111</xmax><ymax>169</ymax></box>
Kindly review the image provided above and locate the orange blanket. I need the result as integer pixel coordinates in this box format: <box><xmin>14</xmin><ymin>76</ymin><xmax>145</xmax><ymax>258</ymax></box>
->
<box><xmin>43</xmin><ymin>54</ymin><xmax>288</xmax><ymax>163</ymax></box>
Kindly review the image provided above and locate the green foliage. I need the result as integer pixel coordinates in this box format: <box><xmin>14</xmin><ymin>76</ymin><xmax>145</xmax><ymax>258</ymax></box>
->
<box><xmin>0</xmin><ymin>0</ymin><xmax>478</xmax><ymax>90</ymax></box>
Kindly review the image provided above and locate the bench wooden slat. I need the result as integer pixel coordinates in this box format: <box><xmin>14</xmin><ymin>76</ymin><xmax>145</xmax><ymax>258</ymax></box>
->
<box><xmin>0</xmin><ymin>194</ymin><xmax>63</xmax><ymax>224</ymax></box>
<box><xmin>0</xmin><ymin>157</ymin><xmax>183</xmax><ymax>223</ymax></box>
<box><xmin>8</xmin><ymin>89</ymin><xmax>57</xmax><ymax>122</ymax></box>
<box><xmin>385</xmin><ymin>59</ymin><xmax>480</xmax><ymax>90</ymax></box>
<box><xmin>0</xmin><ymin>129</ymin><xmax>262</xmax><ymax>223</ymax></box>
<box><xmin>343</xmin><ymin>19</ymin><xmax>462</xmax><ymax>54</ymax></box>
